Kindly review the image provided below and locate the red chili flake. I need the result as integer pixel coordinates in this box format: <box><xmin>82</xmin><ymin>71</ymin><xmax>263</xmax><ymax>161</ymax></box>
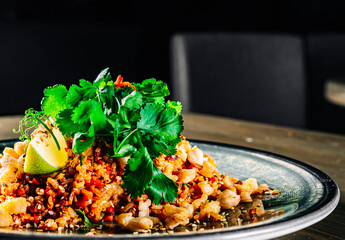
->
<box><xmin>251</xmin><ymin>213</ymin><xmax>259</xmax><ymax>222</ymax></box>
<box><xmin>104</xmin><ymin>215</ymin><xmax>114</xmax><ymax>222</ymax></box>
<box><xmin>249</xmin><ymin>208</ymin><xmax>256</xmax><ymax>215</ymax></box>
<box><xmin>90</xmin><ymin>178</ymin><xmax>96</xmax><ymax>185</ymax></box>
<box><xmin>64</xmin><ymin>148</ymin><xmax>69</xmax><ymax>152</ymax></box>
<box><xmin>191</xmin><ymin>193</ymin><xmax>202</xmax><ymax>200</ymax></box>
<box><xmin>60</xmin><ymin>200</ymin><xmax>67</xmax><ymax>206</ymax></box>
<box><xmin>187</xmin><ymin>163</ymin><xmax>195</xmax><ymax>169</ymax></box>
<box><xmin>32</xmin><ymin>178</ymin><xmax>39</xmax><ymax>185</ymax></box>
<box><xmin>33</xmin><ymin>213</ymin><xmax>42</xmax><ymax>223</ymax></box>
<box><xmin>180</xmin><ymin>192</ymin><xmax>187</xmax><ymax>199</ymax></box>
<box><xmin>45</xmin><ymin>188</ymin><xmax>53</xmax><ymax>196</ymax></box>
<box><xmin>94</xmin><ymin>151</ymin><xmax>100</xmax><ymax>162</ymax></box>
<box><xmin>67</xmin><ymin>140</ymin><xmax>72</xmax><ymax>148</ymax></box>
<box><xmin>16</xmin><ymin>188</ymin><xmax>25</xmax><ymax>196</ymax></box>
<box><xmin>166</xmin><ymin>155</ymin><xmax>177</xmax><ymax>161</ymax></box>
<box><xmin>106</xmin><ymin>164</ymin><xmax>111</xmax><ymax>172</ymax></box>
<box><xmin>106</xmin><ymin>206</ymin><xmax>115</xmax><ymax>214</ymax></box>
<box><xmin>210</xmin><ymin>177</ymin><xmax>217</xmax><ymax>183</ymax></box>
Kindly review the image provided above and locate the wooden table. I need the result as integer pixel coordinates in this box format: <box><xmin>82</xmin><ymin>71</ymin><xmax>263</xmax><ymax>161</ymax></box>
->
<box><xmin>1</xmin><ymin>113</ymin><xmax>344</xmax><ymax>239</ymax></box>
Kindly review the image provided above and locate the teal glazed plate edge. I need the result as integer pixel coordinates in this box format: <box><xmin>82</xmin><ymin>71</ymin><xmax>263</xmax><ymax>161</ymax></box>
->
<box><xmin>0</xmin><ymin>139</ymin><xmax>339</xmax><ymax>240</ymax></box>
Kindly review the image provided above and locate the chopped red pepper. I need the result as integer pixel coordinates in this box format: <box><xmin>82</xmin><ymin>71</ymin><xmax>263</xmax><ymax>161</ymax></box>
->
<box><xmin>16</xmin><ymin>188</ymin><xmax>25</xmax><ymax>196</ymax></box>
<box><xmin>106</xmin><ymin>206</ymin><xmax>115</xmax><ymax>214</ymax></box>
<box><xmin>114</xmin><ymin>75</ymin><xmax>136</xmax><ymax>90</ymax></box>
<box><xmin>32</xmin><ymin>178</ymin><xmax>39</xmax><ymax>185</ymax></box>
<box><xmin>104</xmin><ymin>215</ymin><xmax>114</xmax><ymax>222</ymax></box>
<box><xmin>95</xmin><ymin>179</ymin><xmax>103</xmax><ymax>188</ymax></box>
<box><xmin>81</xmin><ymin>189</ymin><xmax>93</xmax><ymax>200</ymax></box>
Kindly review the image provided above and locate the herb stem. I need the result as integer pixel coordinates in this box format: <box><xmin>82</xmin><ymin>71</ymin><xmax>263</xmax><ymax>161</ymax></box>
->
<box><xmin>35</xmin><ymin>117</ymin><xmax>61</xmax><ymax>150</ymax></box>
<box><xmin>135</xmin><ymin>131</ymin><xmax>144</xmax><ymax>148</ymax></box>
<box><xmin>115</xmin><ymin>97</ymin><xmax>121</xmax><ymax>114</ymax></box>
<box><xmin>114</xmin><ymin>128</ymin><xmax>138</xmax><ymax>154</ymax></box>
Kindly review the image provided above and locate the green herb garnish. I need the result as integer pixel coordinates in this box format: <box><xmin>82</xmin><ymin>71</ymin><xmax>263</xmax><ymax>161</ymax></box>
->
<box><xmin>19</xmin><ymin>69</ymin><xmax>183</xmax><ymax>204</ymax></box>
<box><xmin>75</xmin><ymin>209</ymin><xmax>93</xmax><ymax>229</ymax></box>
<box><xmin>14</xmin><ymin>108</ymin><xmax>61</xmax><ymax>150</ymax></box>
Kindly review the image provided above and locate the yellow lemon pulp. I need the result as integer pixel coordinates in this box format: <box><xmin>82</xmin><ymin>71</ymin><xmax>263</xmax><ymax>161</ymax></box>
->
<box><xmin>24</xmin><ymin>127</ymin><xmax>68</xmax><ymax>175</ymax></box>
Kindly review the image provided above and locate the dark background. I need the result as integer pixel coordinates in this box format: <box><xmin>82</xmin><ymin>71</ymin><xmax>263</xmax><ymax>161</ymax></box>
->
<box><xmin>1</xmin><ymin>0</ymin><xmax>345</xmax><ymax>133</ymax></box>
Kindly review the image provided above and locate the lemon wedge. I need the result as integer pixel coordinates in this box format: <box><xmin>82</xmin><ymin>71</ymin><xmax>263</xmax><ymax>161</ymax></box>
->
<box><xmin>24</xmin><ymin>127</ymin><xmax>68</xmax><ymax>175</ymax></box>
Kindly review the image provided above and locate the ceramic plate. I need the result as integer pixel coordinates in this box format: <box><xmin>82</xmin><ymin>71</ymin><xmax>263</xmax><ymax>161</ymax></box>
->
<box><xmin>0</xmin><ymin>139</ymin><xmax>339</xmax><ymax>240</ymax></box>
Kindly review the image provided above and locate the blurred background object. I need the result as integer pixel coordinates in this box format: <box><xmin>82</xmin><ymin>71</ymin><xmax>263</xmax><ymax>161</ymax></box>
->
<box><xmin>1</xmin><ymin>0</ymin><xmax>345</xmax><ymax>133</ymax></box>
<box><xmin>170</xmin><ymin>33</ymin><xmax>306</xmax><ymax>128</ymax></box>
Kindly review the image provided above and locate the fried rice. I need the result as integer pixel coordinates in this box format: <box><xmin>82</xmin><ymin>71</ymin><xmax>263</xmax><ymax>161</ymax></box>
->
<box><xmin>0</xmin><ymin>123</ymin><xmax>279</xmax><ymax>233</ymax></box>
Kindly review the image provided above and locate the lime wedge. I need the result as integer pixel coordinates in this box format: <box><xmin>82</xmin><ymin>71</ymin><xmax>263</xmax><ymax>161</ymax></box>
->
<box><xmin>24</xmin><ymin>127</ymin><xmax>68</xmax><ymax>175</ymax></box>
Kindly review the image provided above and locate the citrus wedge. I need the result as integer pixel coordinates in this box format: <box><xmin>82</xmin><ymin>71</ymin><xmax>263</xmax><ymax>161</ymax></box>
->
<box><xmin>24</xmin><ymin>127</ymin><xmax>68</xmax><ymax>175</ymax></box>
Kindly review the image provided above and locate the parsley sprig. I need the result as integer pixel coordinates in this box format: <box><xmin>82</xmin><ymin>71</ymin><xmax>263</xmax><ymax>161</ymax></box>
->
<box><xmin>27</xmin><ymin>68</ymin><xmax>183</xmax><ymax>204</ymax></box>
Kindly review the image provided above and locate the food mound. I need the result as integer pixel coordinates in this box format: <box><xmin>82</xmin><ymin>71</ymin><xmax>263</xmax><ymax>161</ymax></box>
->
<box><xmin>0</xmin><ymin>69</ymin><xmax>278</xmax><ymax>233</ymax></box>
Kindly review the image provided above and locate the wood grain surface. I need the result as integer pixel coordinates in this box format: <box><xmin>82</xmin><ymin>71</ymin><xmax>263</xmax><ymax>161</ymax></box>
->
<box><xmin>1</xmin><ymin>113</ymin><xmax>344</xmax><ymax>239</ymax></box>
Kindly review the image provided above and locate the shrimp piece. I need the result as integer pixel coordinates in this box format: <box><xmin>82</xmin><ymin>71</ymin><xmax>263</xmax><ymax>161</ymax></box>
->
<box><xmin>0</xmin><ymin>206</ymin><xmax>13</xmax><ymax>227</ymax></box>
<box><xmin>222</xmin><ymin>174</ymin><xmax>234</xmax><ymax>189</ymax></box>
<box><xmin>235</xmin><ymin>178</ymin><xmax>259</xmax><ymax>202</ymax></box>
<box><xmin>164</xmin><ymin>204</ymin><xmax>190</xmax><ymax>229</ymax></box>
<box><xmin>187</xmin><ymin>148</ymin><xmax>204</xmax><ymax>166</ymax></box>
<box><xmin>177</xmin><ymin>169</ymin><xmax>196</xmax><ymax>183</ymax></box>
<box><xmin>138</xmin><ymin>199</ymin><xmax>151</xmax><ymax>217</ymax></box>
<box><xmin>117</xmin><ymin>213</ymin><xmax>154</xmax><ymax>232</ymax></box>
<box><xmin>126</xmin><ymin>218</ymin><xmax>153</xmax><ymax>232</ymax></box>
<box><xmin>218</xmin><ymin>189</ymin><xmax>241</xmax><ymax>209</ymax></box>
<box><xmin>198</xmin><ymin>181</ymin><xmax>214</xmax><ymax>195</ymax></box>
<box><xmin>165</xmin><ymin>213</ymin><xmax>189</xmax><ymax>229</ymax></box>
<box><xmin>199</xmin><ymin>160</ymin><xmax>216</xmax><ymax>178</ymax></box>
<box><xmin>198</xmin><ymin>200</ymin><xmax>221</xmax><ymax>220</ymax></box>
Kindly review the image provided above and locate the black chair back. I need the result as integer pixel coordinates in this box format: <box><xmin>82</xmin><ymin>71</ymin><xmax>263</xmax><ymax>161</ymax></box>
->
<box><xmin>307</xmin><ymin>34</ymin><xmax>345</xmax><ymax>133</ymax></box>
<box><xmin>171</xmin><ymin>32</ymin><xmax>307</xmax><ymax>128</ymax></box>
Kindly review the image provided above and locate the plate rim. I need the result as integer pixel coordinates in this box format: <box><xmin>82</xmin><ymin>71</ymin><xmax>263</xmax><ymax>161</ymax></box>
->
<box><xmin>0</xmin><ymin>138</ymin><xmax>340</xmax><ymax>240</ymax></box>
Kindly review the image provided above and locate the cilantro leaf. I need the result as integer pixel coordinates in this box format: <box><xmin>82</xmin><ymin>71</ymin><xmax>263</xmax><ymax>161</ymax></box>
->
<box><xmin>72</xmin><ymin>130</ymin><xmax>96</xmax><ymax>153</ymax></box>
<box><xmin>76</xmin><ymin>209</ymin><xmax>93</xmax><ymax>229</ymax></box>
<box><xmin>41</xmin><ymin>85</ymin><xmax>69</xmax><ymax>118</ymax></box>
<box><xmin>56</xmin><ymin>109</ymin><xmax>88</xmax><ymax>137</ymax></box>
<box><xmin>99</xmin><ymin>82</ymin><xmax>116</xmax><ymax>115</ymax></box>
<box><xmin>137</xmin><ymin>103</ymin><xmax>164</xmax><ymax>129</ymax></box>
<box><xmin>155</xmin><ymin>107</ymin><xmax>184</xmax><ymax>137</ymax></box>
<box><xmin>166</xmin><ymin>100</ymin><xmax>182</xmax><ymax>114</ymax></box>
<box><xmin>71</xmin><ymin>100</ymin><xmax>107</xmax><ymax>132</ymax></box>
<box><xmin>121</xmin><ymin>91</ymin><xmax>143</xmax><ymax>110</ymax></box>
<box><xmin>67</xmin><ymin>80</ymin><xmax>97</xmax><ymax>108</ymax></box>
<box><xmin>134</xmin><ymin>78</ymin><xmax>169</xmax><ymax>103</ymax></box>
<box><xmin>146</xmin><ymin>165</ymin><xmax>178</xmax><ymax>204</ymax></box>
<box><xmin>142</xmin><ymin>135</ymin><xmax>180</xmax><ymax>158</ymax></box>
<box><xmin>114</xmin><ymin>144</ymin><xmax>136</xmax><ymax>157</ymax></box>
<box><xmin>93</xmin><ymin>67</ymin><xmax>111</xmax><ymax>88</ymax></box>
<box><xmin>123</xmin><ymin>148</ymin><xmax>153</xmax><ymax>199</ymax></box>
